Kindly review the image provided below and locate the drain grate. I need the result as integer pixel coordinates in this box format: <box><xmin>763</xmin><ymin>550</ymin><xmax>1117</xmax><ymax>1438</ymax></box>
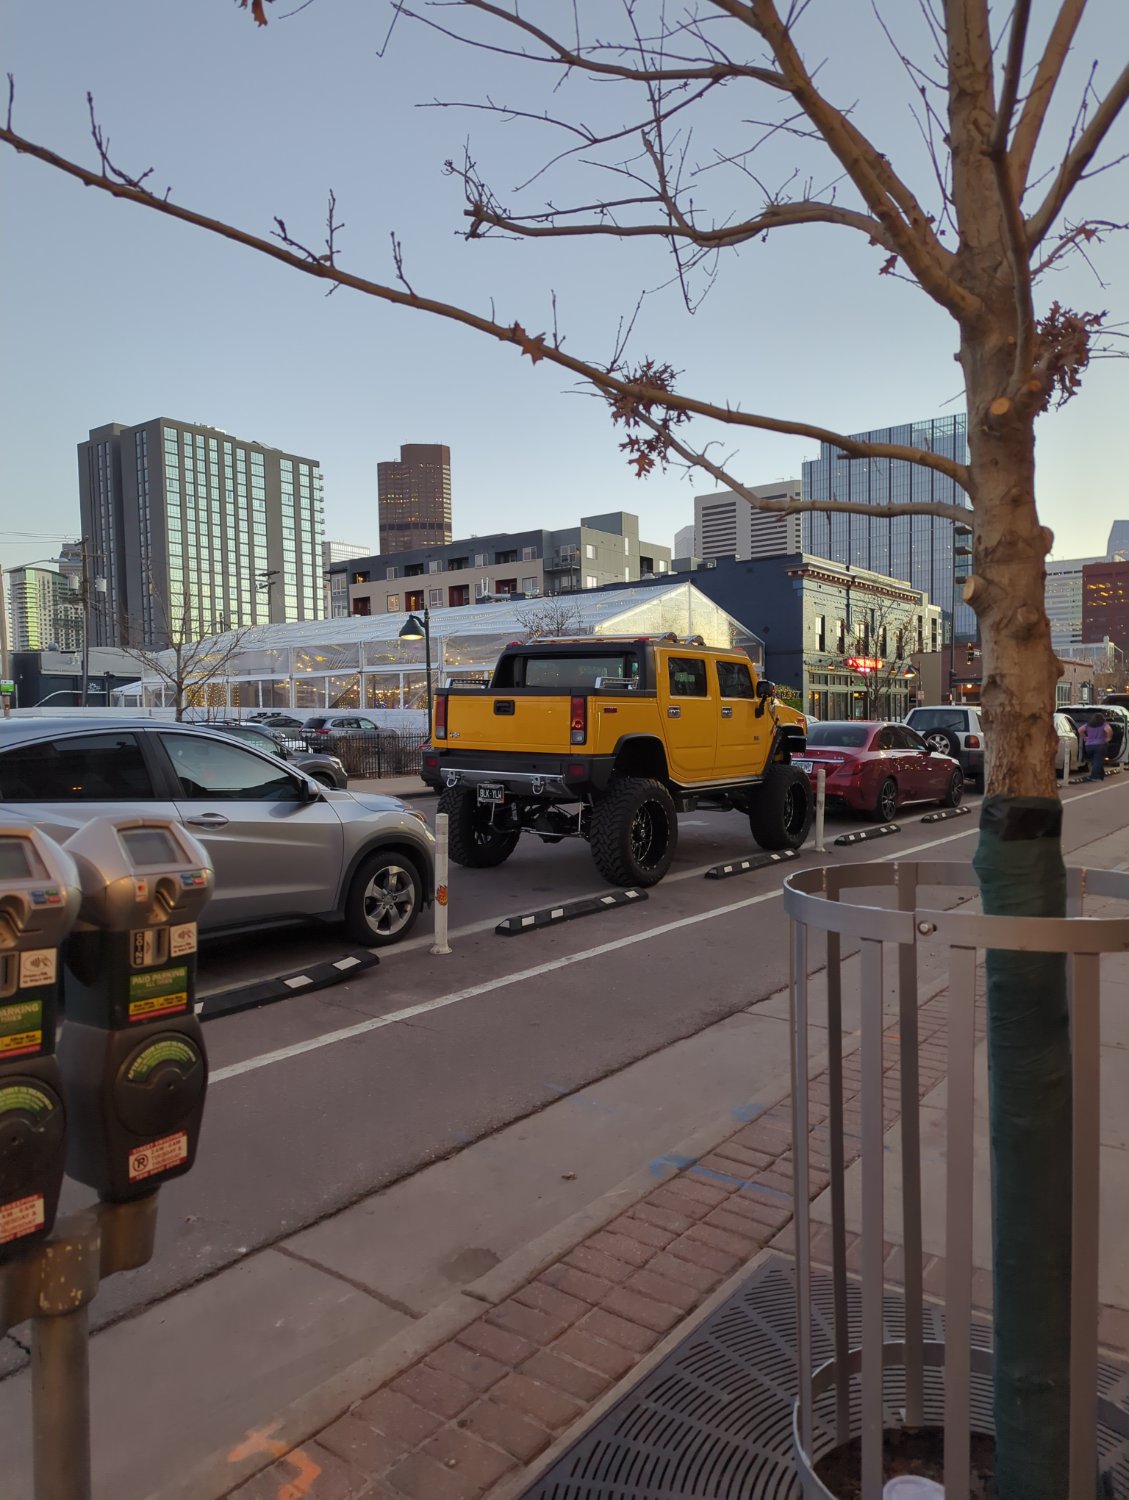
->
<box><xmin>520</xmin><ymin>1256</ymin><xmax>1129</xmax><ymax>1499</ymax></box>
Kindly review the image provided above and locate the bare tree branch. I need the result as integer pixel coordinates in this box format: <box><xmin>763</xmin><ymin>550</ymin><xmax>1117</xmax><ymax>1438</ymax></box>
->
<box><xmin>1026</xmin><ymin>59</ymin><xmax>1129</xmax><ymax>247</ymax></box>
<box><xmin>987</xmin><ymin>0</ymin><xmax>1039</xmax><ymax>389</ymax></box>
<box><xmin>0</xmin><ymin>118</ymin><xmax>972</xmax><ymax>488</ymax></box>
<box><xmin>1010</xmin><ymin>0</ymin><xmax>1087</xmax><ymax>190</ymax></box>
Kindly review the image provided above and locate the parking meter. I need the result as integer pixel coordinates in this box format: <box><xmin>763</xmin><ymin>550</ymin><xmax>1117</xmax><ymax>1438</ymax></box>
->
<box><xmin>0</xmin><ymin>826</ymin><xmax>81</xmax><ymax>1259</ymax></box>
<box><xmin>58</xmin><ymin>817</ymin><xmax>214</xmax><ymax>1202</ymax></box>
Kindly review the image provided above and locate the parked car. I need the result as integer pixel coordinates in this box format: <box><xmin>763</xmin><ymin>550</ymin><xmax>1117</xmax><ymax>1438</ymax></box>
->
<box><xmin>1057</xmin><ymin>703</ymin><xmax>1129</xmax><ymax>766</ymax></box>
<box><xmin>1053</xmin><ymin>711</ymin><xmax>1084</xmax><ymax>777</ymax></box>
<box><xmin>797</xmin><ymin>720</ymin><xmax>964</xmax><ymax>822</ymax></box>
<box><xmin>208</xmin><ymin>720</ymin><xmax>349</xmax><ymax>789</ymax></box>
<box><xmin>902</xmin><ymin>704</ymin><xmax>985</xmax><ymax>786</ymax></box>
<box><xmin>0</xmin><ymin>718</ymin><xmax>434</xmax><ymax>946</ymax></box>
<box><xmin>302</xmin><ymin>713</ymin><xmax>383</xmax><ymax>745</ymax></box>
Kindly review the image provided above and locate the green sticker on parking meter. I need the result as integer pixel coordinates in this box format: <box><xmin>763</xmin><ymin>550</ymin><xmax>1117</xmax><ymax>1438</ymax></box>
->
<box><xmin>127</xmin><ymin>965</ymin><xmax>189</xmax><ymax>1022</ymax></box>
<box><xmin>0</xmin><ymin>1082</ymin><xmax>53</xmax><ymax>1118</ymax></box>
<box><xmin>126</xmin><ymin>1037</ymin><xmax>198</xmax><ymax>1082</ymax></box>
<box><xmin>0</xmin><ymin>998</ymin><xmax>44</xmax><ymax>1059</ymax></box>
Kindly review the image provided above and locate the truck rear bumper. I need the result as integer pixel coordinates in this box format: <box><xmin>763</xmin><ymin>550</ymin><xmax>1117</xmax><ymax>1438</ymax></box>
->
<box><xmin>421</xmin><ymin>749</ymin><xmax>616</xmax><ymax>798</ymax></box>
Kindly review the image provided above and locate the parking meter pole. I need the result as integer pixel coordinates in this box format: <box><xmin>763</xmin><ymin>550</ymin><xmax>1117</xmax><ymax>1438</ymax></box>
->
<box><xmin>431</xmin><ymin>812</ymin><xmax>451</xmax><ymax>955</ymax></box>
<box><xmin>815</xmin><ymin>769</ymin><xmax>827</xmax><ymax>854</ymax></box>
<box><xmin>33</xmin><ymin>1303</ymin><xmax>91</xmax><ymax>1500</ymax></box>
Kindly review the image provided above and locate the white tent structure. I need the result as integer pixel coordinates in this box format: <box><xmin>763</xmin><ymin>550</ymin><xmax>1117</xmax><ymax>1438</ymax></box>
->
<box><xmin>116</xmin><ymin>582</ymin><xmax>764</xmax><ymax>726</ymax></box>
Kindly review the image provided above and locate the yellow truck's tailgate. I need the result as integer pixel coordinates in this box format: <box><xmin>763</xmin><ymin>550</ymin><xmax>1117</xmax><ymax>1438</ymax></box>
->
<box><xmin>446</xmin><ymin>693</ymin><xmax>576</xmax><ymax>753</ymax></box>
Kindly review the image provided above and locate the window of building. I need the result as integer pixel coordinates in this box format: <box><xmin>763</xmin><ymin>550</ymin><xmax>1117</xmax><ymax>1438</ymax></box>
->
<box><xmin>385</xmin><ymin>566</ymin><xmax>397</xmax><ymax>580</ymax></box>
<box><xmin>428</xmin><ymin>560</ymin><xmax>441</xmax><ymax>573</ymax></box>
<box><xmin>658</xmin><ymin>560</ymin><xmax>667</xmax><ymax>573</ymax></box>
<box><xmin>624</xmin><ymin>538</ymin><xmax>630</xmax><ymax>555</ymax></box>
<box><xmin>351</xmin><ymin>598</ymin><xmax>371</xmax><ymax>616</ymax></box>
<box><xmin>495</xmin><ymin>550</ymin><xmax>518</xmax><ymax>565</ymax></box>
<box><xmin>429</xmin><ymin>588</ymin><xmax>442</xmax><ymax>607</ymax></box>
<box><xmin>405</xmin><ymin>590</ymin><xmax>425</xmax><ymax>611</ymax></box>
<box><xmin>474</xmin><ymin>552</ymin><xmax>488</xmax><ymax>567</ymax></box>
<box><xmin>836</xmin><ymin>619</ymin><xmax>846</xmax><ymax>652</ymax></box>
<box><xmin>449</xmin><ymin>584</ymin><xmax>470</xmax><ymax>607</ymax></box>
<box><xmin>668</xmin><ymin>658</ymin><xmax>708</xmax><ymax>697</ymax></box>
<box><xmin>521</xmin><ymin>577</ymin><xmax>537</xmax><ymax>593</ymax></box>
<box><xmin>815</xmin><ymin>615</ymin><xmax>826</xmax><ymax>652</ymax></box>
<box><xmin>522</xmin><ymin>546</ymin><xmax>536</xmax><ymax>561</ymax></box>
<box><xmin>404</xmin><ymin>563</ymin><xmax>425</xmax><ymax>577</ymax></box>
<box><xmin>495</xmin><ymin>579</ymin><xmax>517</xmax><ymax>596</ymax></box>
<box><xmin>585</xmin><ymin>543</ymin><xmax>596</xmax><ymax>560</ymax></box>
<box><xmin>585</xmin><ymin>575</ymin><xmax>598</xmax><ymax>589</ymax></box>
<box><xmin>386</xmin><ymin>594</ymin><xmax>401</xmax><ymax>612</ymax></box>
<box><xmin>448</xmin><ymin>557</ymin><xmax>467</xmax><ymax>571</ymax></box>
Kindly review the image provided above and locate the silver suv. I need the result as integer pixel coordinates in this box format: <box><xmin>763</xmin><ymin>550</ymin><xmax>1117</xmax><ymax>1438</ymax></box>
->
<box><xmin>903</xmin><ymin>705</ymin><xmax>985</xmax><ymax>786</ymax></box>
<box><xmin>0</xmin><ymin>718</ymin><xmax>434</xmax><ymax>946</ymax></box>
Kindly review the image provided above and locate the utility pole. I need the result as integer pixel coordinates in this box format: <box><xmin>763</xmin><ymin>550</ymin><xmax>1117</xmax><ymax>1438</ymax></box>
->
<box><xmin>80</xmin><ymin>539</ymin><xmax>91</xmax><ymax>709</ymax></box>
<box><xmin>0</xmin><ymin>563</ymin><xmax>11</xmax><ymax>718</ymax></box>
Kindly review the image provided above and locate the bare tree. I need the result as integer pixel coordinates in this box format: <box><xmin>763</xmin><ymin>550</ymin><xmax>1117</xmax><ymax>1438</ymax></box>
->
<box><xmin>4</xmin><ymin>6</ymin><xmax>1129</xmax><ymax>1491</ymax></box>
<box><xmin>123</xmin><ymin>582</ymin><xmax>248</xmax><ymax>720</ymax></box>
<box><xmin>512</xmin><ymin>597</ymin><xmax>585</xmax><ymax>641</ymax></box>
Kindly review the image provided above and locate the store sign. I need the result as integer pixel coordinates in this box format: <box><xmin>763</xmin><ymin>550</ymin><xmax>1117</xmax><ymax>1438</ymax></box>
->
<box><xmin>846</xmin><ymin>656</ymin><xmax>884</xmax><ymax>675</ymax></box>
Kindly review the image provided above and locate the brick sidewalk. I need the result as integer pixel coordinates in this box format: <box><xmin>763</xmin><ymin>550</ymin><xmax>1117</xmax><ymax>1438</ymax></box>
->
<box><xmin>224</xmin><ymin>993</ymin><xmax>974</xmax><ymax>1500</ymax></box>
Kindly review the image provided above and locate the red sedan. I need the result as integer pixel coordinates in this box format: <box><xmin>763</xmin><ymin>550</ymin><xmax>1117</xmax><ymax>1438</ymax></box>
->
<box><xmin>795</xmin><ymin>720</ymin><xmax>964</xmax><ymax>822</ymax></box>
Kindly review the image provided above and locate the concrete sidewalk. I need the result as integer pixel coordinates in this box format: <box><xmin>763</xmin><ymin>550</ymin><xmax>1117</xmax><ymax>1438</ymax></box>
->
<box><xmin>209</xmin><ymin>825</ymin><xmax>1129</xmax><ymax>1500</ymax></box>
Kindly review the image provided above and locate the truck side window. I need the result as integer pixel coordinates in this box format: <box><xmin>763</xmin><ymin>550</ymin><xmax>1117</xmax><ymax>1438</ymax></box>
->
<box><xmin>716</xmin><ymin>661</ymin><xmax>754</xmax><ymax>699</ymax></box>
<box><xmin>668</xmin><ymin>658</ymin><xmax>707</xmax><ymax>697</ymax></box>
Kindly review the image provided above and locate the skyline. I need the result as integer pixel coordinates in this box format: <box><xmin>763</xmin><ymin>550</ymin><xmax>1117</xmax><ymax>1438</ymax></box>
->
<box><xmin>2</xmin><ymin>2</ymin><xmax>1127</xmax><ymax>578</ymax></box>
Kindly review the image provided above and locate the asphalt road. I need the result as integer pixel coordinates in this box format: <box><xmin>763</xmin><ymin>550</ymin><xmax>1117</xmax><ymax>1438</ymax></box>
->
<box><xmin>39</xmin><ymin>771</ymin><xmax>1124</xmax><ymax>1335</ymax></box>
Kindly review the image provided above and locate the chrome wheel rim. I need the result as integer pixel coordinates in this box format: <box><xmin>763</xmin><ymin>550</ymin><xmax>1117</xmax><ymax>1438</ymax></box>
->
<box><xmin>629</xmin><ymin>802</ymin><xmax>666</xmax><ymax>868</ymax></box>
<box><xmin>362</xmin><ymin>863</ymin><xmax>416</xmax><ymax>936</ymax></box>
<box><xmin>879</xmin><ymin>781</ymin><xmax>897</xmax><ymax>820</ymax></box>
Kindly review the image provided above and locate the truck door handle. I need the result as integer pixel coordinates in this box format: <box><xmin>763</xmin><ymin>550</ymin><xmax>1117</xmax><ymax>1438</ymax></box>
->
<box><xmin>720</xmin><ymin>706</ymin><xmax>733</xmax><ymax>718</ymax></box>
<box><xmin>668</xmin><ymin>706</ymin><xmax>681</xmax><ymax>719</ymax></box>
<box><xmin>493</xmin><ymin>700</ymin><xmax>515</xmax><ymax>716</ymax></box>
<box><xmin>185</xmin><ymin>813</ymin><xmax>229</xmax><ymax>828</ymax></box>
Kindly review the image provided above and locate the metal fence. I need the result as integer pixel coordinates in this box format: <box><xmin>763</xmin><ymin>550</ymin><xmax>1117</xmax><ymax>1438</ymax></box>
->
<box><xmin>296</xmin><ymin>729</ymin><xmax>430</xmax><ymax>780</ymax></box>
<box><xmin>783</xmin><ymin>860</ymin><xmax>1129</xmax><ymax>1500</ymax></box>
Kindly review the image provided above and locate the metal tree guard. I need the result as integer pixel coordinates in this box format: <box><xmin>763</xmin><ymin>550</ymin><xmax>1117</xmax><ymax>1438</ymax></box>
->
<box><xmin>783</xmin><ymin>860</ymin><xmax>1129</xmax><ymax>1500</ymax></box>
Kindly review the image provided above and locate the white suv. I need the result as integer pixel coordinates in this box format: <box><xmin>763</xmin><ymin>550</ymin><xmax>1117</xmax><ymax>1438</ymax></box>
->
<box><xmin>903</xmin><ymin>706</ymin><xmax>985</xmax><ymax>787</ymax></box>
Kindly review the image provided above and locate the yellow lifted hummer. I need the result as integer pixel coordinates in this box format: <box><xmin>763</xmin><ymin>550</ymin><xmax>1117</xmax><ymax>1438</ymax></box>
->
<box><xmin>420</xmin><ymin>634</ymin><xmax>812</xmax><ymax>887</ymax></box>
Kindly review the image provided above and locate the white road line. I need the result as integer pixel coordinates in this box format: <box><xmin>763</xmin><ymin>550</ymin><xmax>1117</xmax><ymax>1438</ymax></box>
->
<box><xmin>208</xmin><ymin>802</ymin><xmax>1033</xmax><ymax>1086</ymax></box>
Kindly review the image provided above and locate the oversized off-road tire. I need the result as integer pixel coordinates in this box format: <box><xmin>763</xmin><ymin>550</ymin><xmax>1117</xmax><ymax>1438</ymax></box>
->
<box><xmin>590</xmin><ymin>776</ymin><xmax>677</xmax><ymax>887</ymax></box>
<box><xmin>439</xmin><ymin>786</ymin><xmax>521</xmax><ymax>868</ymax></box>
<box><xmin>747</xmin><ymin>764</ymin><xmax>813</xmax><ymax>850</ymax></box>
<box><xmin>872</xmin><ymin>776</ymin><xmax>898</xmax><ymax>823</ymax></box>
<box><xmin>941</xmin><ymin>768</ymin><xmax>964</xmax><ymax>807</ymax></box>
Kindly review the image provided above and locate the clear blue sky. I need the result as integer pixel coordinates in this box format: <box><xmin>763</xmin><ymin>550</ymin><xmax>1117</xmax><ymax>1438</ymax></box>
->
<box><xmin>2</xmin><ymin>1</ymin><xmax>1127</xmax><ymax>573</ymax></box>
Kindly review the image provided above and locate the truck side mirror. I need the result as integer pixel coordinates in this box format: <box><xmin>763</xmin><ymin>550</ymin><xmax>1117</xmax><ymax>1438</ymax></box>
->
<box><xmin>756</xmin><ymin>680</ymin><xmax>776</xmax><ymax>699</ymax></box>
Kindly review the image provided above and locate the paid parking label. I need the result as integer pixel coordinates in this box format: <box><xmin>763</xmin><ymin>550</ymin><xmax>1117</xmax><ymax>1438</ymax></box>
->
<box><xmin>0</xmin><ymin>999</ymin><xmax>43</xmax><ymax>1058</ymax></box>
<box><xmin>128</xmin><ymin>965</ymin><xmax>189</xmax><ymax>1022</ymax></box>
<box><xmin>0</xmin><ymin>1193</ymin><xmax>45</xmax><ymax>1245</ymax></box>
<box><xmin>128</xmin><ymin>1131</ymin><xmax>188</xmax><ymax>1182</ymax></box>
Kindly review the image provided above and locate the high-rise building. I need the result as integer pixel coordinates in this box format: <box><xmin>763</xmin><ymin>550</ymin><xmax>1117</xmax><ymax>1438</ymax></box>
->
<box><xmin>377</xmin><ymin>443</ymin><xmax>452</xmax><ymax>555</ymax></box>
<box><xmin>801</xmin><ymin>415</ymin><xmax>973</xmax><ymax>640</ymax></box>
<box><xmin>1082</xmin><ymin>559</ymin><xmax>1129</xmax><ymax>655</ymax></box>
<box><xmin>673</xmin><ymin>523</ymin><xmax>695</xmax><ymax>561</ymax></box>
<box><xmin>1045</xmin><ymin>555</ymin><xmax>1105</xmax><ymax>650</ymax></box>
<box><xmin>1107</xmin><ymin>521</ymin><xmax>1129</xmax><ymax>561</ymax></box>
<box><xmin>78</xmin><ymin>420</ymin><xmax>325</xmax><ymax>648</ymax></box>
<box><xmin>693</xmin><ymin>481</ymin><xmax>802</xmax><ymax>561</ymax></box>
<box><xmin>323</xmin><ymin>539</ymin><xmax>373</xmax><ymax>619</ymax></box>
<box><xmin>5</xmin><ymin>564</ymin><xmax>84</xmax><ymax>652</ymax></box>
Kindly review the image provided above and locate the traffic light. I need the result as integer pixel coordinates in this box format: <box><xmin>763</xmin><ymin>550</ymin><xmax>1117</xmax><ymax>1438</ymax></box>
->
<box><xmin>966</xmin><ymin>642</ymin><xmax>975</xmax><ymax>666</ymax></box>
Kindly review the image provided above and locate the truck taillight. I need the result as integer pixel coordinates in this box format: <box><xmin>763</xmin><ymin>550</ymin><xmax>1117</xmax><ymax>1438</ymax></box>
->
<box><xmin>435</xmin><ymin>695</ymin><xmax>447</xmax><ymax>741</ymax></box>
<box><xmin>570</xmin><ymin>695</ymin><xmax>587</xmax><ymax>745</ymax></box>
<box><xmin>966</xmin><ymin>735</ymin><xmax>980</xmax><ymax>749</ymax></box>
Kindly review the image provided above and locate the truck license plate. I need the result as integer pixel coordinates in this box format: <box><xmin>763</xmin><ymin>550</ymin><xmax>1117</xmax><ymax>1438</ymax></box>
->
<box><xmin>795</xmin><ymin>758</ymin><xmax>814</xmax><ymax>773</ymax></box>
<box><xmin>477</xmin><ymin>783</ymin><xmax>505</xmax><ymax>805</ymax></box>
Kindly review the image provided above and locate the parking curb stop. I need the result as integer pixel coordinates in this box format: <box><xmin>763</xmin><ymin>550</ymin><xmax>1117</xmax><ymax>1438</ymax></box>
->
<box><xmin>705</xmin><ymin>849</ymin><xmax>800</xmax><ymax>880</ymax></box>
<box><xmin>834</xmin><ymin>823</ymin><xmax>900</xmax><ymax>846</ymax></box>
<box><xmin>496</xmin><ymin>888</ymin><xmax>647</xmax><ymax>936</ymax></box>
<box><xmin>920</xmin><ymin>806</ymin><xmax>973</xmax><ymax>824</ymax></box>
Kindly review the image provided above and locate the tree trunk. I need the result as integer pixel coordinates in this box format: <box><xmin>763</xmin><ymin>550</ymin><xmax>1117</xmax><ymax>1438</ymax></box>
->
<box><xmin>963</xmin><ymin>340</ymin><xmax>1072</xmax><ymax>1500</ymax></box>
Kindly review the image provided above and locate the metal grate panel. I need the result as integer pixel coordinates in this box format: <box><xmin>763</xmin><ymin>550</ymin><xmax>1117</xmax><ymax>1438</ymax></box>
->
<box><xmin>520</xmin><ymin>1256</ymin><xmax>1129</xmax><ymax>1500</ymax></box>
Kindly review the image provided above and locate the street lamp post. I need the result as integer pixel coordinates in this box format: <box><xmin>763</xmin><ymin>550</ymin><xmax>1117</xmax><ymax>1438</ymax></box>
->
<box><xmin>398</xmin><ymin>608</ymin><xmax>433</xmax><ymax>734</ymax></box>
